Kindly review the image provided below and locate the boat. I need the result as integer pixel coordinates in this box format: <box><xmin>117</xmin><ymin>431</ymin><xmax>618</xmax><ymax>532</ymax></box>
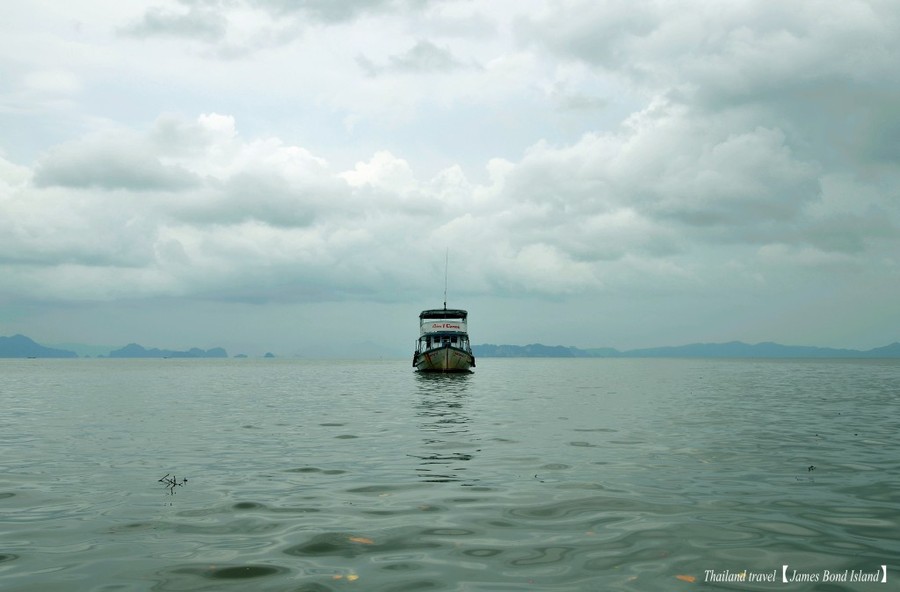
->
<box><xmin>413</xmin><ymin>306</ymin><xmax>475</xmax><ymax>373</ymax></box>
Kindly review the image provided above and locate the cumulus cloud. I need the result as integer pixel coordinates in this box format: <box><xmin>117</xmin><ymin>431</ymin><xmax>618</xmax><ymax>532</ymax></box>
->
<box><xmin>3</xmin><ymin>102</ymin><xmax>898</xmax><ymax>308</ymax></box>
<box><xmin>521</xmin><ymin>0</ymin><xmax>900</xmax><ymax>169</ymax></box>
<box><xmin>33</xmin><ymin>134</ymin><xmax>202</xmax><ymax>192</ymax></box>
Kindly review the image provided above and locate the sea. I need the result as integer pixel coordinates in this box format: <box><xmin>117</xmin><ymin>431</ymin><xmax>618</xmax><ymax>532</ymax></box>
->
<box><xmin>1</xmin><ymin>358</ymin><xmax>898</xmax><ymax>591</ymax></box>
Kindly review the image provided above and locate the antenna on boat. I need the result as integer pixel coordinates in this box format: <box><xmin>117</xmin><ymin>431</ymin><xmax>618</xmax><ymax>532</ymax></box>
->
<box><xmin>443</xmin><ymin>248</ymin><xmax>448</xmax><ymax>310</ymax></box>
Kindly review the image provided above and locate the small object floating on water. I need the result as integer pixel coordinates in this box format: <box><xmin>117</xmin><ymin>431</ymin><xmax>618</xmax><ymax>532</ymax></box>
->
<box><xmin>808</xmin><ymin>465</ymin><xmax>816</xmax><ymax>472</ymax></box>
<box><xmin>675</xmin><ymin>574</ymin><xmax>696</xmax><ymax>583</ymax></box>
<box><xmin>348</xmin><ymin>536</ymin><xmax>374</xmax><ymax>545</ymax></box>
<box><xmin>158</xmin><ymin>474</ymin><xmax>188</xmax><ymax>494</ymax></box>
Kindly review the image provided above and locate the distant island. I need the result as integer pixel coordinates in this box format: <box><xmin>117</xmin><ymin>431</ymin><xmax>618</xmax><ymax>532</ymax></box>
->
<box><xmin>473</xmin><ymin>341</ymin><xmax>900</xmax><ymax>359</ymax></box>
<box><xmin>0</xmin><ymin>335</ymin><xmax>228</xmax><ymax>358</ymax></box>
<box><xmin>0</xmin><ymin>334</ymin><xmax>78</xmax><ymax>358</ymax></box>
<box><xmin>108</xmin><ymin>343</ymin><xmax>228</xmax><ymax>358</ymax></box>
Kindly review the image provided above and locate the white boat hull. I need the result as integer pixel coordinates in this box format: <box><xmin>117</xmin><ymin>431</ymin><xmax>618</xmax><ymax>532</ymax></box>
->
<box><xmin>414</xmin><ymin>345</ymin><xmax>474</xmax><ymax>373</ymax></box>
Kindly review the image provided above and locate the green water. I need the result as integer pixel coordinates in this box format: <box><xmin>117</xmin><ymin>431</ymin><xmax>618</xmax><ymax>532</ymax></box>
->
<box><xmin>1</xmin><ymin>358</ymin><xmax>898</xmax><ymax>591</ymax></box>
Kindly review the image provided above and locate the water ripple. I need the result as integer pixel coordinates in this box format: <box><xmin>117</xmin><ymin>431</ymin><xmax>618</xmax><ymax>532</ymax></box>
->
<box><xmin>3</xmin><ymin>358</ymin><xmax>899</xmax><ymax>591</ymax></box>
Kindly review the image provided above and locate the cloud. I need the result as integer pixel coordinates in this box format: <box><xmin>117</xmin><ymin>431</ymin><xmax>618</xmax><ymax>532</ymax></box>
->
<box><xmin>341</xmin><ymin>150</ymin><xmax>416</xmax><ymax>190</ymax></box>
<box><xmin>124</xmin><ymin>3</ymin><xmax>228</xmax><ymax>41</ymax></box>
<box><xmin>122</xmin><ymin>0</ymin><xmax>449</xmax><ymax>58</ymax></box>
<box><xmin>0</xmin><ymin>156</ymin><xmax>30</xmax><ymax>190</ymax></box>
<box><xmin>251</xmin><ymin>0</ymin><xmax>439</xmax><ymax>23</ymax></box>
<box><xmin>522</xmin><ymin>0</ymin><xmax>899</xmax><ymax>90</ymax></box>
<box><xmin>33</xmin><ymin>132</ymin><xmax>202</xmax><ymax>192</ymax></box>
<box><xmin>520</xmin><ymin>0</ymin><xmax>900</xmax><ymax>170</ymax></box>
<box><xmin>1</xmin><ymin>114</ymin><xmax>432</xmax><ymax>303</ymax></box>
<box><xmin>4</xmin><ymin>101</ymin><xmax>898</xmax><ymax>309</ymax></box>
<box><xmin>392</xmin><ymin>39</ymin><xmax>468</xmax><ymax>72</ymax></box>
<box><xmin>506</xmin><ymin>0</ymin><xmax>900</xmax><ymax>274</ymax></box>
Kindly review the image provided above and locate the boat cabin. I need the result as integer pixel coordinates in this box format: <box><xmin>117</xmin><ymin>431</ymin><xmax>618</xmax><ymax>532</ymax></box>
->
<box><xmin>416</xmin><ymin>309</ymin><xmax>471</xmax><ymax>353</ymax></box>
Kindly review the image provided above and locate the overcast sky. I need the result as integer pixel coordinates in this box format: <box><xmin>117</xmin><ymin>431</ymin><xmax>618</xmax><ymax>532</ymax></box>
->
<box><xmin>1</xmin><ymin>0</ymin><xmax>899</xmax><ymax>356</ymax></box>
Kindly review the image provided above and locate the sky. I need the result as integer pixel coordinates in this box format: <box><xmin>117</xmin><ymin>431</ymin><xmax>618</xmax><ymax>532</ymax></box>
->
<box><xmin>1</xmin><ymin>0</ymin><xmax>899</xmax><ymax>357</ymax></box>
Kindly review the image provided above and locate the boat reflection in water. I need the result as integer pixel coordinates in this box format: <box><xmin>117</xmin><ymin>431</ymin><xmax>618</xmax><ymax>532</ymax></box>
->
<box><xmin>412</xmin><ymin>373</ymin><xmax>476</xmax><ymax>484</ymax></box>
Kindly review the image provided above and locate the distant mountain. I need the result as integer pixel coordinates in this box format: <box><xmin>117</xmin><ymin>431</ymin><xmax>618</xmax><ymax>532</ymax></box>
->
<box><xmin>624</xmin><ymin>341</ymin><xmax>862</xmax><ymax>358</ymax></box>
<box><xmin>108</xmin><ymin>343</ymin><xmax>228</xmax><ymax>358</ymax></box>
<box><xmin>474</xmin><ymin>343</ymin><xmax>584</xmax><ymax>357</ymax></box>
<box><xmin>863</xmin><ymin>342</ymin><xmax>900</xmax><ymax>357</ymax></box>
<box><xmin>474</xmin><ymin>341</ymin><xmax>900</xmax><ymax>359</ymax></box>
<box><xmin>0</xmin><ymin>334</ymin><xmax>78</xmax><ymax>358</ymax></box>
<box><xmin>47</xmin><ymin>342</ymin><xmax>118</xmax><ymax>358</ymax></box>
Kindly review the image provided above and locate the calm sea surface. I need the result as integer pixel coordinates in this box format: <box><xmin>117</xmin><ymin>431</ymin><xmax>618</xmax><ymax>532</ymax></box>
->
<box><xmin>1</xmin><ymin>358</ymin><xmax>898</xmax><ymax>591</ymax></box>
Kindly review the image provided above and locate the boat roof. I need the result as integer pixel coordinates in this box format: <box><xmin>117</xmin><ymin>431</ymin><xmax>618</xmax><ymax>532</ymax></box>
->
<box><xmin>419</xmin><ymin>308</ymin><xmax>468</xmax><ymax>320</ymax></box>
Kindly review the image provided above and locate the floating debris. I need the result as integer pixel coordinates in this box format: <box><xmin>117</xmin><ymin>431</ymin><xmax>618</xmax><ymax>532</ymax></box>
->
<box><xmin>348</xmin><ymin>536</ymin><xmax>374</xmax><ymax>545</ymax></box>
<box><xmin>159</xmin><ymin>474</ymin><xmax>188</xmax><ymax>494</ymax></box>
<box><xmin>676</xmin><ymin>574</ymin><xmax>697</xmax><ymax>583</ymax></box>
<box><xmin>333</xmin><ymin>574</ymin><xmax>360</xmax><ymax>581</ymax></box>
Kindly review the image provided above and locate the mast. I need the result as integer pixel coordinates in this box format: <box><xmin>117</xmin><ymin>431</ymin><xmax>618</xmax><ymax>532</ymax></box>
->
<box><xmin>443</xmin><ymin>248</ymin><xmax>448</xmax><ymax>310</ymax></box>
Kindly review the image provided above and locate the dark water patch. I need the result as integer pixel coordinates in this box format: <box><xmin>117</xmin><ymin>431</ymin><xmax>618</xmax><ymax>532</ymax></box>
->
<box><xmin>573</xmin><ymin>427</ymin><xmax>617</xmax><ymax>433</ymax></box>
<box><xmin>568</xmin><ymin>441</ymin><xmax>599</xmax><ymax>447</ymax></box>
<box><xmin>232</xmin><ymin>501</ymin><xmax>266</xmax><ymax>510</ymax></box>
<box><xmin>380</xmin><ymin>562</ymin><xmax>422</xmax><ymax>572</ymax></box>
<box><xmin>284</xmin><ymin>533</ymin><xmax>375</xmax><ymax>558</ymax></box>
<box><xmin>422</xmin><ymin>528</ymin><xmax>474</xmax><ymax>537</ymax></box>
<box><xmin>285</xmin><ymin>467</ymin><xmax>348</xmax><ymax>475</ymax></box>
<box><xmin>346</xmin><ymin>484</ymin><xmax>418</xmax><ymax>495</ymax></box>
<box><xmin>363</xmin><ymin>509</ymin><xmax>413</xmax><ymax>517</ymax></box>
<box><xmin>319</xmin><ymin>422</ymin><xmax>345</xmax><ymax>427</ymax></box>
<box><xmin>285</xmin><ymin>532</ymin><xmax>442</xmax><ymax>559</ymax></box>
<box><xmin>0</xmin><ymin>492</ymin><xmax>14</xmax><ymax>499</ymax></box>
<box><xmin>268</xmin><ymin>506</ymin><xmax>321</xmax><ymax>514</ymax></box>
<box><xmin>0</xmin><ymin>553</ymin><xmax>19</xmax><ymax>563</ymax></box>
<box><xmin>446</xmin><ymin>496</ymin><xmax>490</xmax><ymax>504</ymax></box>
<box><xmin>463</xmin><ymin>548</ymin><xmax>502</xmax><ymax>558</ymax></box>
<box><xmin>376</xmin><ymin>579</ymin><xmax>442</xmax><ymax>591</ymax></box>
<box><xmin>209</xmin><ymin>565</ymin><xmax>285</xmax><ymax>579</ymax></box>
<box><xmin>170</xmin><ymin>563</ymin><xmax>288</xmax><ymax>580</ymax></box>
<box><xmin>334</xmin><ymin>434</ymin><xmax>358</xmax><ymax>439</ymax></box>
<box><xmin>106</xmin><ymin>522</ymin><xmax>156</xmax><ymax>534</ymax></box>
<box><xmin>410</xmin><ymin>452</ymin><xmax>474</xmax><ymax>461</ymax></box>
<box><xmin>540</xmin><ymin>463</ymin><xmax>571</xmax><ymax>470</ymax></box>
